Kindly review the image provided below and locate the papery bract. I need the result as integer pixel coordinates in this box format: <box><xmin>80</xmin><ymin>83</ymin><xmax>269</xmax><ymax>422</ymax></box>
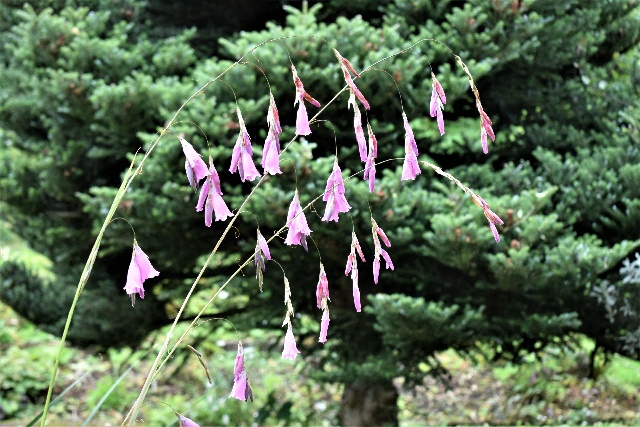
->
<box><xmin>282</xmin><ymin>324</ymin><xmax>301</xmax><ymax>360</ymax></box>
<box><xmin>124</xmin><ymin>242</ymin><xmax>160</xmax><ymax>306</ymax></box>
<box><xmin>180</xmin><ymin>137</ymin><xmax>209</xmax><ymax>191</ymax></box>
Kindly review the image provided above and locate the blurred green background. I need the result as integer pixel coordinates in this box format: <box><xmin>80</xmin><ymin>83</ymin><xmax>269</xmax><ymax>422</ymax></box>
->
<box><xmin>1</xmin><ymin>0</ymin><xmax>640</xmax><ymax>425</ymax></box>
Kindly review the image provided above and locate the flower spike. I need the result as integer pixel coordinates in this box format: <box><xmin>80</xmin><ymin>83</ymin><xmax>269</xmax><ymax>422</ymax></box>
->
<box><xmin>124</xmin><ymin>242</ymin><xmax>160</xmax><ymax>306</ymax></box>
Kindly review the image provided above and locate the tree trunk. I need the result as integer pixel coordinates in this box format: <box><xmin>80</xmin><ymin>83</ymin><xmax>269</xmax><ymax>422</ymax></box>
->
<box><xmin>338</xmin><ymin>379</ymin><xmax>398</xmax><ymax>427</ymax></box>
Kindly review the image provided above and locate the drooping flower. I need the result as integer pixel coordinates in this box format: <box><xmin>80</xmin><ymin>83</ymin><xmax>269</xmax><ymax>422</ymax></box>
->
<box><xmin>196</xmin><ymin>159</ymin><xmax>233</xmax><ymax>225</ymax></box>
<box><xmin>254</xmin><ymin>230</ymin><xmax>271</xmax><ymax>286</ymax></box>
<box><xmin>315</xmin><ymin>264</ymin><xmax>330</xmax><ymax>309</ymax></box>
<box><xmin>322</xmin><ymin>159</ymin><xmax>351</xmax><ymax>222</ymax></box>
<box><xmin>292</xmin><ymin>64</ymin><xmax>321</xmax><ymax>136</ymax></box>
<box><xmin>348</xmin><ymin>92</ymin><xmax>368</xmax><ymax>162</ymax></box>
<box><xmin>319</xmin><ymin>308</ymin><xmax>330</xmax><ymax>344</ymax></box>
<box><xmin>180</xmin><ymin>137</ymin><xmax>209</xmax><ymax>191</ymax></box>
<box><xmin>334</xmin><ymin>48</ymin><xmax>370</xmax><ymax>110</ymax></box>
<box><xmin>176</xmin><ymin>413</ymin><xmax>201</xmax><ymax>427</ymax></box>
<box><xmin>229</xmin><ymin>108</ymin><xmax>261</xmax><ymax>182</ymax></box>
<box><xmin>284</xmin><ymin>190</ymin><xmax>312</xmax><ymax>250</ymax></box>
<box><xmin>124</xmin><ymin>242</ymin><xmax>160</xmax><ymax>306</ymax></box>
<box><xmin>282</xmin><ymin>324</ymin><xmax>301</xmax><ymax>360</ymax></box>
<box><xmin>345</xmin><ymin>231</ymin><xmax>366</xmax><ymax>312</ymax></box>
<box><xmin>363</xmin><ymin>123</ymin><xmax>378</xmax><ymax>192</ymax></box>
<box><xmin>429</xmin><ymin>72</ymin><xmax>446</xmax><ymax>136</ymax></box>
<box><xmin>256</xmin><ymin>230</ymin><xmax>271</xmax><ymax>261</ymax></box>
<box><xmin>473</xmin><ymin>195</ymin><xmax>504</xmax><ymax>242</ymax></box>
<box><xmin>401</xmin><ymin>112</ymin><xmax>421</xmax><ymax>181</ymax></box>
<box><xmin>476</xmin><ymin>100</ymin><xmax>495</xmax><ymax>154</ymax></box>
<box><xmin>262</xmin><ymin>129</ymin><xmax>282</xmax><ymax>175</ymax></box>
<box><xmin>230</xmin><ymin>341</ymin><xmax>252</xmax><ymax>402</ymax></box>
<box><xmin>371</xmin><ymin>218</ymin><xmax>393</xmax><ymax>284</ymax></box>
<box><xmin>262</xmin><ymin>93</ymin><xmax>283</xmax><ymax>175</ymax></box>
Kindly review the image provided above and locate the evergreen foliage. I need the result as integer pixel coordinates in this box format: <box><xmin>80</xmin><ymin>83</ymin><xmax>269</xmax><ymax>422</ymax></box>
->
<box><xmin>1</xmin><ymin>0</ymin><xmax>640</xmax><ymax>421</ymax></box>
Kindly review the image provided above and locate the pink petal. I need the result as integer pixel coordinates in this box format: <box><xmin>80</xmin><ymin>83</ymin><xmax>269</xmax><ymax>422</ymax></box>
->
<box><xmin>177</xmin><ymin>415</ymin><xmax>201</xmax><ymax>427</ymax></box>
<box><xmin>211</xmin><ymin>192</ymin><xmax>233</xmax><ymax>222</ymax></box>
<box><xmin>282</xmin><ymin>325</ymin><xmax>301</xmax><ymax>360</ymax></box>
<box><xmin>376</xmin><ymin>227</ymin><xmax>391</xmax><ymax>248</ymax></box>
<box><xmin>345</xmin><ymin>254</ymin><xmax>353</xmax><ymax>276</ymax></box>
<box><xmin>124</xmin><ymin>253</ymin><xmax>144</xmax><ymax>301</ymax></box>
<box><xmin>381</xmin><ymin>249</ymin><xmax>394</xmax><ymax>270</ymax></box>
<box><xmin>432</xmin><ymin>73</ymin><xmax>446</xmax><ymax>104</ymax></box>
<box><xmin>353</xmin><ymin>279</ymin><xmax>361</xmax><ymax>312</ymax></box>
<box><xmin>296</xmin><ymin>101</ymin><xmax>312</xmax><ymax>136</ymax></box>
<box><xmin>257</xmin><ymin>231</ymin><xmax>271</xmax><ymax>260</ymax></box>
<box><xmin>229</xmin><ymin>135</ymin><xmax>242</xmax><ymax>174</ymax></box>
<box><xmin>436</xmin><ymin>108</ymin><xmax>445</xmax><ymax>136</ymax></box>
<box><xmin>401</xmin><ymin>149</ymin><xmax>421</xmax><ymax>181</ymax></box>
<box><xmin>134</xmin><ymin>244</ymin><xmax>159</xmax><ymax>282</ymax></box>
<box><xmin>240</xmin><ymin>149</ymin><xmax>261</xmax><ymax>182</ymax></box>
<box><xmin>429</xmin><ymin>87</ymin><xmax>438</xmax><ymax>118</ymax></box>
<box><xmin>402</xmin><ymin>112</ymin><xmax>418</xmax><ymax>155</ymax></box>
<box><xmin>196</xmin><ymin>178</ymin><xmax>210</xmax><ymax>212</ymax></box>
<box><xmin>481</xmin><ymin>127</ymin><xmax>489</xmax><ymax>154</ymax></box>
<box><xmin>262</xmin><ymin>132</ymin><xmax>282</xmax><ymax>175</ymax></box>
<box><xmin>373</xmin><ymin>257</ymin><xmax>380</xmax><ymax>284</ymax></box>
<box><xmin>319</xmin><ymin>309</ymin><xmax>330</xmax><ymax>344</ymax></box>
<box><xmin>233</xmin><ymin>344</ymin><xmax>244</xmax><ymax>379</ymax></box>
<box><xmin>229</xmin><ymin>370</ymin><xmax>247</xmax><ymax>401</ymax></box>
<box><xmin>180</xmin><ymin>138</ymin><xmax>209</xmax><ymax>184</ymax></box>
<box><xmin>490</xmin><ymin>222</ymin><xmax>500</xmax><ymax>242</ymax></box>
